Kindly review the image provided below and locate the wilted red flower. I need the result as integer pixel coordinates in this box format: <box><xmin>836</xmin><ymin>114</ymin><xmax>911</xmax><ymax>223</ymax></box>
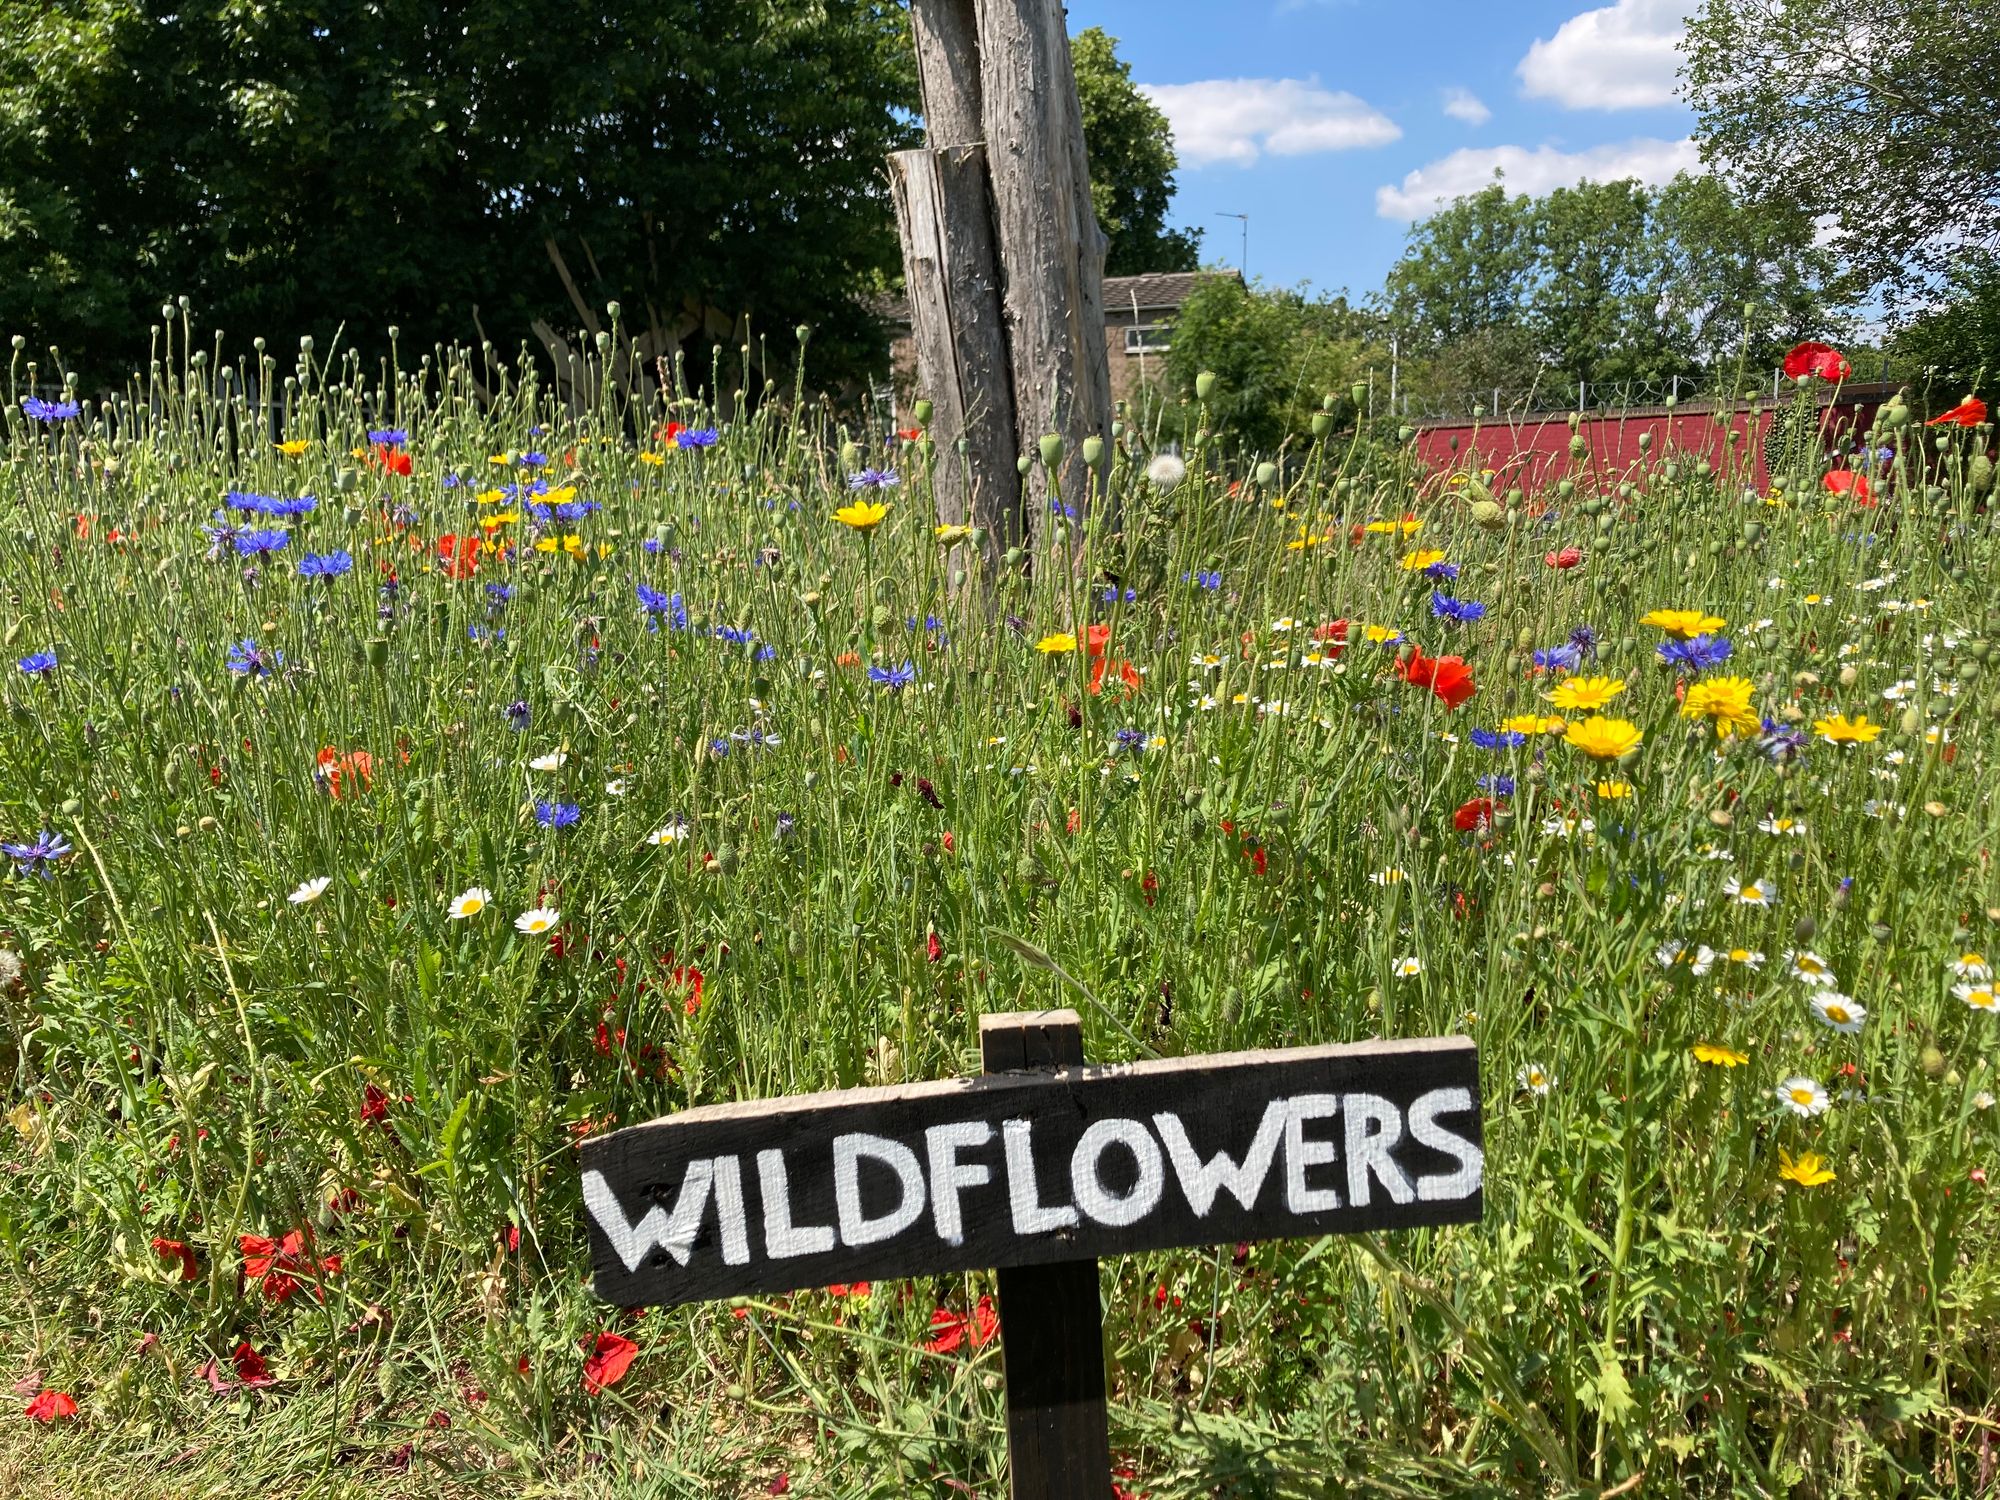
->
<box><xmin>359</xmin><ymin>1084</ymin><xmax>390</xmax><ymax>1126</ymax></box>
<box><xmin>581</xmin><ymin>1331</ymin><xmax>639</xmax><ymax>1394</ymax></box>
<box><xmin>1394</xmin><ymin>648</ymin><xmax>1477</xmax><ymax>710</ymax></box>
<box><xmin>665</xmin><ymin>964</ymin><xmax>704</xmax><ymax>1016</ymax></box>
<box><xmin>24</xmin><ymin>1390</ymin><xmax>77</xmax><ymax>1422</ymax></box>
<box><xmin>151</xmin><ymin>1236</ymin><xmax>198</xmax><ymax>1282</ymax></box>
<box><xmin>1544</xmin><ymin>545</ymin><xmax>1583</xmax><ymax>570</ymax></box>
<box><xmin>232</xmin><ymin>1342</ymin><xmax>275</xmax><ymax>1388</ymax></box>
<box><xmin>926</xmin><ymin>929</ymin><xmax>943</xmax><ymax>964</ymax></box>
<box><xmin>1453</xmin><ymin>797</ymin><xmax>1496</xmax><ymax>833</ymax></box>
<box><xmin>1928</xmin><ymin>395</ymin><xmax>1987</xmax><ymax>427</ymax></box>
<box><xmin>1822</xmin><ymin>469</ymin><xmax>1874</xmax><ymax>506</ymax></box>
<box><xmin>1782</xmin><ymin>341</ymin><xmax>1850</xmax><ymax>382</ymax></box>
<box><xmin>768</xmin><ymin>1476</ymin><xmax>792</xmax><ymax>1496</ymax></box>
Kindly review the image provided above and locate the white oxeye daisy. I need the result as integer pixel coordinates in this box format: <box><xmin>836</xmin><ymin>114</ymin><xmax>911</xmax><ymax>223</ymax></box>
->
<box><xmin>1370</xmin><ymin>869</ymin><xmax>1407</xmax><ymax>886</ymax></box>
<box><xmin>1145</xmin><ymin>453</ymin><xmax>1187</xmax><ymax>489</ymax></box>
<box><xmin>288</xmin><ymin>875</ymin><xmax>331</xmax><ymax>905</ymax></box>
<box><xmin>1811</xmin><ymin>992</ymin><xmax>1867</xmax><ymax>1034</ymax></box>
<box><xmin>1776</xmin><ymin>1076</ymin><xmax>1831</xmax><ymax>1116</ymax></box>
<box><xmin>514</xmin><ymin>906</ymin><xmax>560</xmax><ymax>934</ymax></box>
<box><xmin>1786</xmin><ymin>951</ymin><xmax>1835</xmax><ymax>987</ymax></box>
<box><xmin>1723</xmin><ymin>875</ymin><xmax>1775</xmax><ymax>907</ymax></box>
<box><xmin>1975</xmin><ymin>1091</ymin><xmax>1996</xmax><ymax>1111</ymax></box>
<box><xmin>1952</xmin><ymin>953</ymin><xmax>1992</xmax><ymax>981</ymax></box>
<box><xmin>448</xmin><ymin>886</ymin><xmax>491</xmax><ymax>919</ymax></box>
<box><xmin>1757</xmin><ymin>815</ymin><xmax>1804</xmax><ymax>836</ymax></box>
<box><xmin>1271</xmin><ymin>617</ymin><xmax>1298</xmax><ymax>633</ymax></box>
<box><xmin>1392</xmin><ymin>956</ymin><xmax>1422</xmax><ymax>978</ymax></box>
<box><xmin>605</xmin><ymin>778</ymin><xmax>627</xmax><ymax>797</ymax></box>
<box><xmin>1691</xmin><ymin>945</ymin><xmax>1719</xmax><ymax>976</ymax></box>
<box><xmin>528</xmin><ymin>750</ymin><xmax>567</xmax><ymax>772</ymax></box>
<box><xmin>1655</xmin><ymin>940</ymin><xmax>1687</xmax><ymax>969</ymax></box>
<box><xmin>647</xmin><ymin>822</ymin><xmax>688</xmax><ymax>845</ymax></box>
<box><xmin>1955</xmin><ymin>983</ymin><xmax>1999</xmax><ymax>1013</ymax></box>
<box><xmin>1518</xmin><ymin>1063</ymin><xmax>1554</xmax><ymax>1096</ymax></box>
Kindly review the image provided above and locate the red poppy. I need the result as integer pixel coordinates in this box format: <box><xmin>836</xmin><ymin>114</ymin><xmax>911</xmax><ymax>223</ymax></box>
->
<box><xmin>1313</xmin><ymin>619</ymin><xmax>1349</xmax><ymax>658</ymax></box>
<box><xmin>581</xmin><ymin>1331</ymin><xmax>639</xmax><ymax>1394</ymax></box>
<box><xmin>24</xmin><ymin>1390</ymin><xmax>77</xmax><ymax>1422</ymax></box>
<box><xmin>768</xmin><ymin>1477</ymin><xmax>792</xmax><ymax>1496</ymax></box>
<box><xmin>437</xmin><ymin>533</ymin><xmax>482</xmax><ymax>580</ymax></box>
<box><xmin>922</xmin><ymin>1296</ymin><xmax>998</xmax><ymax>1354</ymax></box>
<box><xmin>1090</xmin><ymin>656</ymin><xmax>1141</xmax><ymax>697</ymax></box>
<box><xmin>1543</xmin><ymin>545</ymin><xmax>1583</xmax><ymax>570</ymax></box>
<box><xmin>826</xmin><ymin>1281</ymin><xmax>872</xmax><ymax>1298</ymax></box>
<box><xmin>233</xmin><ymin>1342</ymin><xmax>275</xmax><ymax>1388</ymax></box>
<box><xmin>896</xmin><ymin>426</ymin><xmax>923</xmax><ymax>441</ymax></box>
<box><xmin>151</xmin><ymin>1236</ymin><xmax>198</xmax><ymax>1281</ymax></box>
<box><xmin>359</xmin><ymin>1084</ymin><xmax>390</xmax><ymax>1126</ymax></box>
<box><xmin>1928</xmin><ymin>395</ymin><xmax>1987</xmax><ymax>427</ymax></box>
<box><xmin>665</xmin><ymin>964</ymin><xmax>704</xmax><ymax>1015</ymax></box>
<box><xmin>240</xmin><ymin>1228</ymin><xmax>337</xmax><ymax>1303</ymax></box>
<box><xmin>372</xmin><ymin>444</ymin><xmax>413</xmax><ymax>477</ymax></box>
<box><xmin>658</xmin><ymin>421</ymin><xmax>686</xmax><ymax>444</ymax></box>
<box><xmin>926</xmin><ymin>929</ymin><xmax>943</xmax><ymax>964</ymax></box>
<box><xmin>1086</xmin><ymin>623</ymin><xmax>1112</xmax><ymax>659</ymax></box>
<box><xmin>315</xmin><ymin>746</ymin><xmax>374</xmax><ymax>800</ymax></box>
<box><xmin>1782</xmin><ymin>341</ymin><xmax>1850</xmax><ymax>382</ymax></box>
<box><xmin>1453</xmin><ymin>797</ymin><xmax>1496</xmax><ymax>833</ymax></box>
<box><xmin>1822</xmin><ymin>469</ymin><xmax>1874</xmax><ymax>506</ymax></box>
<box><xmin>1394</xmin><ymin>648</ymin><xmax>1477</xmax><ymax>710</ymax></box>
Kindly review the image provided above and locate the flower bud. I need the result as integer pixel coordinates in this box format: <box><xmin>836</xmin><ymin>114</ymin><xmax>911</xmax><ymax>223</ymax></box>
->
<box><xmin>606</xmin><ymin>300</ymin><xmax>621</xmax><ymax>321</ymax></box>
<box><xmin>1017</xmin><ymin>455</ymin><xmax>1033</xmax><ymax>475</ymax></box>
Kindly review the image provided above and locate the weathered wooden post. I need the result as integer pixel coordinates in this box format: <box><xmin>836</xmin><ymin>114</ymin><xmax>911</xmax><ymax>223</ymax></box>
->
<box><xmin>893</xmin><ymin>0</ymin><xmax>1113</xmax><ymax>577</ymax></box>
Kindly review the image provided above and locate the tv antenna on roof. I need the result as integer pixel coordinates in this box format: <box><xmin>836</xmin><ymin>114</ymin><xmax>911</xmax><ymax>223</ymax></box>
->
<box><xmin>1215</xmin><ymin>212</ymin><xmax>1248</xmax><ymax>279</ymax></box>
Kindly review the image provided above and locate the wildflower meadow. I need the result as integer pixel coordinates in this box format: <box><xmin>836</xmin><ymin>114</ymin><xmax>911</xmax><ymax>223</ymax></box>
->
<box><xmin>1</xmin><ymin>321</ymin><xmax>1997</xmax><ymax>1497</ymax></box>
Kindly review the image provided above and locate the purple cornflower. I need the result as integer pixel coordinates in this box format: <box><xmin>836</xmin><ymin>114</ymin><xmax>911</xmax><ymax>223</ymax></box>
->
<box><xmin>1</xmin><ymin>829</ymin><xmax>71</xmax><ymax>877</ymax></box>
<box><xmin>21</xmin><ymin>396</ymin><xmax>79</xmax><ymax>422</ymax></box>
<box><xmin>1422</xmin><ymin>560</ymin><xmax>1460</xmax><ymax>582</ymax></box>
<box><xmin>1099</xmin><ymin>587</ymin><xmax>1137</xmax><ymax>604</ymax></box>
<box><xmin>674</xmin><ymin>427</ymin><xmax>719</xmax><ymax>449</ymax></box>
<box><xmin>519</xmin><ymin>451</ymin><xmax>548</xmax><ymax>468</ymax></box>
<box><xmin>713</xmin><ymin>625</ymin><xmax>756</xmax><ymax>646</ymax></box>
<box><xmin>225</xmin><ymin>638</ymin><xmax>282</xmax><ymax>677</ymax></box>
<box><xmin>1568</xmin><ymin>625</ymin><xmax>1599</xmax><ymax>661</ymax></box>
<box><xmin>774</xmin><ymin>812</ymin><xmax>797</xmax><ymax>841</ymax></box>
<box><xmin>1658</xmin><ymin>634</ymin><xmax>1733</xmax><ymax>674</ymax></box>
<box><xmin>1112</xmin><ymin>727</ymin><xmax>1147</xmax><ymax>752</ymax></box>
<box><xmin>367</xmin><ymin>427</ymin><xmax>408</xmax><ymax>446</ymax></box>
<box><xmin>503</xmin><ymin>700</ymin><xmax>531</xmax><ymax>732</ymax></box>
<box><xmin>1470</xmin><ymin>728</ymin><xmax>1527</xmax><ymax>750</ymax></box>
<box><xmin>1430</xmin><ymin>591</ymin><xmax>1486</xmax><ymax>624</ymax></box>
<box><xmin>1759</xmin><ymin>717</ymin><xmax>1808</xmax><ymax>764</ymax></box>
<box><xmin>1533</xmin><ymin>644</ymin><xmax>1582</xmax><ymax>673</ymax></box>
<box><xmin>1049</xmin><ymin>498</ymin><xmax>1078</xmax><ymax>520</ymax></box>
<box><xmin>1475</xmin><ymin>774</ymin><xmax>1517</xmax><ymax>797</ymax></box>
<box><xmin>1186</xmin><ymin>570</ymin><xmax>1223</xmax><ymax>591</ymax></box>
<box><xmin>298</xmin><ymin>550</ymin><xmax>353</xmax><ymax>579</ymax></box>
<box><xmin>848</xmin><ymin>468</ymin><xmax>900</xmax><ymax>490</ymax></box>
<box><xmin>17</xmin><ymin>651</ymin><xmax>56</xmax><ymax>676</ymax></box>
<box><xmin>535</xmin><ymin>799</ymin><xmax>582</xmax><ymax>829</ymax></box>
<box><xmin>868</xmin><ymin>661</ymin><xmax>917</xmax><ymax>691</ymax></box>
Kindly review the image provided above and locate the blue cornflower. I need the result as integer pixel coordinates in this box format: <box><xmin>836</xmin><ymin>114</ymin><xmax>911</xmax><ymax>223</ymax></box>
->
<box><xmin>21</xmin><ymin>396</ymin><xmax>79</xmax><ymax>422</ymax></box>
<box><xmin>774</xmin><ymin>812</ymin><xmax>797</xmax><ymax>840</ymax></box>
<box><xmin>227</xmin><ymin>490</ymin><xmax>279</xmax><ymax>514</ymax></box>
<box><xmin>367</xmin><ymin>427</ymin><xmax>408</xmax><ymax>446</ymax></box>
<box><xmin>1658</xmin><ymin>634</ymin><xmax>1733</xmax><ymax>674</ymax></box>
<box><xmin>202</xmin><ymin>512</ymin><xmax>243</xmax><ymax>551</ymax></box>
<box><xmin>441</xmin><ymin>473</ymin><xmax>462</xmax><ymax>489</ymax></box>
<box><xmin>529</xmin><ymin>500</ymin><xmax>600</xmax><ymax>523</ymax></box>
<box><xmin>1099</xmin><ymin>587</ymin><xmax>1137</xmax><ymax>604</ymax></box>
<box><xmin>225</xmin><ymin>638</ymin><xmax>283</xmax><ymax>677</ymax></box>
<box><xmin>503</xmin><ymin>700</ymin><xmax>531</xmax><ymax>732</ymax></box>
<box><xmin>1423</xmin><ymin>560</ymin><xmax>1461</xmax><ymax>582</ymax></box>
<box><xmin>519</xmin><ymin>451</ymin><xmax>548</xmax><ymax>468</ymax></box>
<box><xmin>1475</xmin><ymin>774</ymin><xmax>1517</xmax><ymax>797</ymax></box>
<box><xmin>1759</xmin><ymin>717</ymin><xmax>1808</xmax><ymax>764</ymax></box>
<box><xmin>713</xmin><ymin>625</ymin><xmax>756</xmax><ymax>646</ymax></box>
<box><xmin>17</xmin><ymin>651</ymin><xmax>56</xmax><ymax>676</ymax></box>
<box><xmin>486</xmin><ymin>583</ymin><xmax>513</xmax><ymax>611</ymax></box>
<box><xmin>1470</xmin><ymin>728</ymin><xmax>1527</xmax><ymax>751</ymax></box>
<box><xmin>1430</xmin><ymin>591</ymin><xmax>1486</xmax><ymax>624</ymax></box>
<box><xmin>1112</xmin><ymin>727</ymin><xmax>1147</xmax><ymax>752</ymax></box>
<box><xmin>868</xmin><ymin>661</ymin><xmax>917</xmax><ymax>691</ymax></box>
<box><xmin>1533</xmin><ymin>644</ymin><xmax>1582</xmax><ymax>673</ymax></box>
<box><xmin>535</xmin><ymin>799</ymin><xmax>582</xmax><ymax>829</ymax></box>
<box><xmin>1568</xmin><ymin>625</ymin><xmax>1599</xmax><ymax>660</ymax></box>
<box><xmin>1</xmin><ymin>829</ymin><xmax>71</xmax><ymax>877</ymax></box>
<box><xmin>298</xmin><ymin>550</ymin><xmax>353</xmax><ymax>579</ymax></box>
<box><xmin>1049</xmin><ymin>499</ymin><xmax>1078</xmax><ymax>520</ymax></box>
<box><xmin>642</xmin><ymin>538</ymin><xmax>664</xmax><ymax>554</ymax></box>
<box><xmin>709</xmin><ymin>738</ymin><xmax>731</xmax><ymax>758</ymax></box>
<box><xmin>674</xmin><ymin>427</ymin><xmax>720</xmax><ymax>449</ymax></box>
<box><xmin>848</xmin><ymin>468</ymin><xmax>900</xmax><ymax>490</ymax></box>
<box><xmin>234</xmin><ymin>528</ymin><xmax>289</xmax><ymax>557</ymax></box>
<box><xmin>755</xmin><ymin>644</ymin><xmax>776</xmax><ymax>662</ymax></box>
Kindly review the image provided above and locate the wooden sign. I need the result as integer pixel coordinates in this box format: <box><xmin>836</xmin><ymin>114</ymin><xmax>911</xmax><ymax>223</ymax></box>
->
<box><xmin>581</xmin><ymin>1030</ymin><xmax>1482</xmax><ymax>1308</ymax></box>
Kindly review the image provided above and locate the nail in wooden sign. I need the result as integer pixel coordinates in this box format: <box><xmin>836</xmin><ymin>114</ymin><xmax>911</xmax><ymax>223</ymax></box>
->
<box><xmin>581</xmin><ymin>1032</ymin><xmax>1482</xmax><ymax>1307</ymax></box>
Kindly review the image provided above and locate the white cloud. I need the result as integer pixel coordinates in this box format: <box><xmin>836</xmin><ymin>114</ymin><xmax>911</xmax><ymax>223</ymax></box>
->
<box><xmin>1139</xmin><ymin>78</ymin><xmax>1400</xmax><ymax>168</ymax></box>
<box><xmin>1374</xmin><ymin>136</ymin><xmax>1701</xmax><ymax>220</ymax></box>
<box><xmin>1441</xmin><ymin>87</ymin><xmax>1492</xmax><ymax>126</ymax></box>
<box><xmin>1517</xmin><ymin>0</ymin><xmax>1689</xmax><ymax>111</ymax></box>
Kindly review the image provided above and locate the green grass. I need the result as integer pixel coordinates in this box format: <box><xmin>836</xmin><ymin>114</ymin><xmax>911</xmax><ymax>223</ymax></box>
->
<box><xmin>1</xmin><ymin>326</ymin><xmax>1997</xmax><ymax>1497</ymax></box>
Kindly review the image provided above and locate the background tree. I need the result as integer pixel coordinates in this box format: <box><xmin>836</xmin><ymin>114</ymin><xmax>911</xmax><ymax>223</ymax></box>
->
<box><xmin>1071</xmin><ymin>27</ymin><xmax>1200</xmax><ymax>277</ymax></box>
<box><xmin>1684</xmin><ymin>0</ymin><xmax>2000</xmax><ymax>302</ymax></box>
<box><xmin>1888</xmin><ymin>253</ymin><xmax>2000</xmax><ymax>407</ymax></box>
<box><xmin>0</xmin><ymin>0</ymin><xmax>918</xmax><ymax>392</ymax></box>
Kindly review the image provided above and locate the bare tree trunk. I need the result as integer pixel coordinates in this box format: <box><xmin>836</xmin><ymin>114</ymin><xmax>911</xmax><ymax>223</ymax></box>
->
<box><xmin>910</xmin><ymin>0</ymin><xmax>984</xmax><ymax>148</ymax></box>
<box><xmin>973</xmin><ymin>0</ymin><xmax>1113</xmax><ymax>531</ymax></box>
<box><xmin>888</xmin><ymin>145</ymin><xmax>1022</xmax><ymax>569</ymax></box>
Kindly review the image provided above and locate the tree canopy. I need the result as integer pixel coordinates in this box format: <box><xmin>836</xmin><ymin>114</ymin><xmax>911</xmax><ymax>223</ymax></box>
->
<box><xmin>0</xmin><ymin>0</ymin><xmax>917</xmax><ymax>390</ymax></box>
<box><xmin>1071</xmin><ymin>27</ymin><xmax>1199</xmax><ymax>277</ymax></box>
<box><xmin>1684</xmin><ymin>0</ymin><xmax>2000</xmax><ymax>303</ymax></box>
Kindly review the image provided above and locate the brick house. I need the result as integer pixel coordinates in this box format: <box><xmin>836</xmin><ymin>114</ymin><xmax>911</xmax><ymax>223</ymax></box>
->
<box><xmin>881</xmin><ymin>269</ymin><xmax>1241</xmax><ymax>418</ymax></box>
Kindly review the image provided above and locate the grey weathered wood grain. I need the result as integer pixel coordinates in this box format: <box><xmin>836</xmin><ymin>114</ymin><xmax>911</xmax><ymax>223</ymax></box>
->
<box><xmin>889</xmin><ymin>145</ymin><xmax>1023</xmax><ymax>570</ymax></box>
<box><xmin>910</xmin><ymin>0</ymin><xmax>986</xmax><ymax>149</ymax></box>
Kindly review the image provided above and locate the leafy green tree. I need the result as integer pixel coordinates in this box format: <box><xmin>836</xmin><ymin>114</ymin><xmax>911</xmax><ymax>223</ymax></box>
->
<box><xmin>0</xmin><ymin>0</ymin><xmax>917</xmax><ymax>390</ymax></box>
<box><xmin>1071</xmin><ymin>27</ymin><xmax>1199</xmax><ymax>276</ymax></box>
<box><xmin>1685</xmin><ymin>0</ymin><xmax>2000</xmax><ymax>301</ymax></box>
<box><xmin>1889</xmin><ymin>253</ymin><xmax>2000</xmax><ymax>408</ymax></box>
<box><xmin>1156</xmin><ymin>277</ymin><xmax>1380</xmax><ymax>452</ymax></box>
<box><xmin>1378</xmin><ymin>184</ymin><xmax>1537</xmax><ymax>350</ymax></box>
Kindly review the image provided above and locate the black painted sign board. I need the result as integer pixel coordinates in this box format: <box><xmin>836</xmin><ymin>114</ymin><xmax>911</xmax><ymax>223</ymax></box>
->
<box><xmin>581</xmin><ymin>1031</ymin><xmax>1483</xmax><ymax>1308</ymax></box>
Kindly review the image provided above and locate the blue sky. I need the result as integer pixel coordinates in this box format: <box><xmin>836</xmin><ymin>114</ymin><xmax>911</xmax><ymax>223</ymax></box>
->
<box><xmin>1066</xmin><ymin>0</ymin><xmax>1697</xmax><ymax>299</ymax></box>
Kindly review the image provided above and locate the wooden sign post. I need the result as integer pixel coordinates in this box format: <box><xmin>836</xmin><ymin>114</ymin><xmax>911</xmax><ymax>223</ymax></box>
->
<box><xmin>580</xmin><ymin>1014</ymin><xmax>1483</xmax><ymax>1497</ymax></box>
